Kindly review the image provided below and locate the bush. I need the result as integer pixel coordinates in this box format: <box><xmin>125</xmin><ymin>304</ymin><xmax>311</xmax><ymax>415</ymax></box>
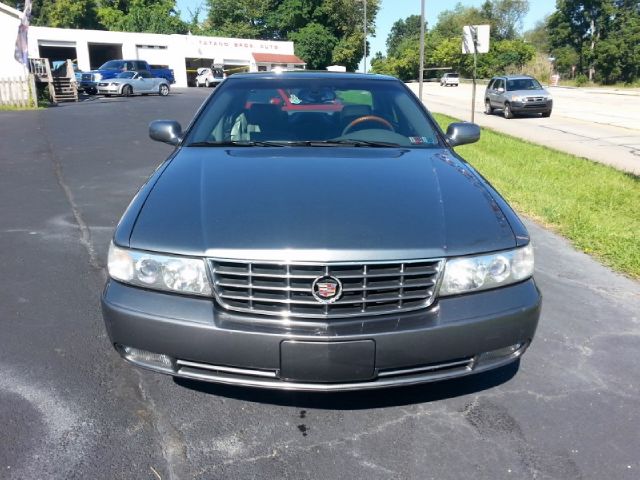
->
<box><xmin>574</xmin><ymin>74</ymin><xmax>589</xmax><ymax>87</ymax></box>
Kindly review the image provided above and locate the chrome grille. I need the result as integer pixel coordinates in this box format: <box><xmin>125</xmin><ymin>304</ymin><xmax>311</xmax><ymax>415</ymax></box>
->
<box><xmin>209</xmin><ymin>259</ymin><xmax>444</xmax><ymax>318</ymax></box>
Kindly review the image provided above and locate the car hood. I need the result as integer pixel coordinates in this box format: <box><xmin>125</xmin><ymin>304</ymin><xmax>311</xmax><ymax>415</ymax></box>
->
<box><xmin>128</xmin><ymin>147</ymin><xmax>516</xmax><ymax>261</ymax></box>
<box><xmin>509</xmin><ymin>88</ymin><xmax>549</xmax><ymax>97</ymax></box>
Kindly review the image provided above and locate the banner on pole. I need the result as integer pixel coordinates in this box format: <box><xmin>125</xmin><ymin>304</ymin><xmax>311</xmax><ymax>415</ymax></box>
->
<box><xmin>462</xmin><ymin>25</ymin><xmax>490</xmax><ymax>54</ymax></box>
<box><xmin>14</xmin><ymin>0</ymin><xmax>33</xmax><ymax>66</ymax></box>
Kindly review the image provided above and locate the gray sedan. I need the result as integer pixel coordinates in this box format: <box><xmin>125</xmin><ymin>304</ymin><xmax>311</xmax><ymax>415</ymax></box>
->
<box><xmin>97</xmin><ymin>71</ymin><xmax>170</xmax><ymax>97</ymax></box>
<box><xmin>102</xmin><ymin>72</ymin><xmax>541</xmax><ymax>391</ymax></box>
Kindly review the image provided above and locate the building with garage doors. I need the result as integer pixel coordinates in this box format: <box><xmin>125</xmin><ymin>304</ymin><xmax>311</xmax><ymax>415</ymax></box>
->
<box><xmin>0</xmin><ymin>1</ymin><xmax>306</xmax><ymax>87</ymax></box>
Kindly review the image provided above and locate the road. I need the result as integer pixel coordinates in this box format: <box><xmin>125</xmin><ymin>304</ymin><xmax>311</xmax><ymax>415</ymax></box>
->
<box><xmin>1</xmin><ymin>89</ymin><xmax>639</xmax><ymax>479</ymax></box>
<box><xmin>409</xmin><ymin>82</ymin><xmax>640</xmax><ymax>175</ymax></box>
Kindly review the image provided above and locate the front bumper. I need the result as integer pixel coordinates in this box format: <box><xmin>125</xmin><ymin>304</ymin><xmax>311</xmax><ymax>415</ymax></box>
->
<box><xmin>102</xmin><ymin>279</ymin><xmax>541</xmax><ymax>391</ymax></box>
<box><xmin>79</xmin><ymin>81</ymin><xmax>97</xmax><ymax>90</ymax></box>
<box><xmin>97</xmin><ymin>84</ymin><xmax>121</xmax><ymax>95</ymax></box>
<box><xmin>510</xmin><ymin>100</ymin><xmax>553</xmax><ymax>113</ymax></box>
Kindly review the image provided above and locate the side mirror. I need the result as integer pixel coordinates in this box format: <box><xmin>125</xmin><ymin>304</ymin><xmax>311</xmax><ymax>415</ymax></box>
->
<box><xmin>445</xmin><ymin>122</ymin><xmax>480</xmax><ymax>147</ymax></box>
<box><xmin>149</xmin><ymin>120</ymin><xmax>182</xmax><ymax>146</ymax></box>
<box><xmin>497</xmin><ymin>87</ymin><xmax>505</xmax><ymax>93</ymax></box>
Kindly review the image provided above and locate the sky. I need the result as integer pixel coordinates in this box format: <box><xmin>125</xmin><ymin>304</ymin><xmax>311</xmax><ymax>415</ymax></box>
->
<box><xmin>175</xmin><ymin>0</ymin><xmax>556</xmax><ymax>70</ymax></box>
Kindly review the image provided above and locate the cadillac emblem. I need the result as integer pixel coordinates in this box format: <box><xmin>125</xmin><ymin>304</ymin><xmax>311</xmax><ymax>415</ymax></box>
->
<box><xmin>311</xmin><ymin>276</ymin><xmax>342</xmax><ymax>304</ymax></box>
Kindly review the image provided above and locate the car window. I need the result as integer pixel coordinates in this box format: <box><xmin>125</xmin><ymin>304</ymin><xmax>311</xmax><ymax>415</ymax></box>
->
<box><xmin>100</xmin><ymin>60</ymin><xmax>123</xmax><ymax>70</ymax></box>
<box><xmin>187</xmin><ymin>77</ymin><xmax>441</xmax><ymax>148</ymax></box>
<box><xmin>117</xmin><ymin>72</ymin><xmax>136</xmax><ymax>79</ymax></box>
<box><xmin>506</xmin><ymin>78</ymin><xmax>542</xmax><ymax>91</ymax></box>
<box><xmin>138</xmin><ymin>71</ymin><xmax>153</xmax><ymax>78</ymax></box>
<box><xmin>495</xmin><ymin>79</ymin><xmax>504</xmax><ymax>90</ymax></box>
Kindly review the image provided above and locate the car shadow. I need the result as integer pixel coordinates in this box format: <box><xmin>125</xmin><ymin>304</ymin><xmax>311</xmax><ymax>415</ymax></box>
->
<box><xmin>173</xmin><ymin>360</ymin><xmax>520</xmax><ymax>409</ymax></box>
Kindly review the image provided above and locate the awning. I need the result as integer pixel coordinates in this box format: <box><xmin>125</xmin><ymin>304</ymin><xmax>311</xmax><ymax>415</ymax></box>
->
<box><xmin>252</xmin><ymin>53</ymin><xmax>306</xmax><ymax>65</ymax></box>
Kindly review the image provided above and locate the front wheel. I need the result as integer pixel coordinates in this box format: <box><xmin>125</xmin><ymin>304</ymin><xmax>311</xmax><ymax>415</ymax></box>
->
<box><xmin>542</xmin><ymin>110</ymin><xmax>552</xmax><ymax>118</ymax></box>
<box><xmin>159</xmin><ymin>84</ymin><xmax>169</xmax><ymax>96</ymax></box>
<box><xmin>504</xmin><ymin>102</ymin><xmax>514</xmax><ymax>119</ymax></box>
<box><xmin>205</xmin><ymin>79</ymin><xmax>210</xmax><ymax>87</ymax></box>
<box><xmin>484</xmin><ymin>100</ymin><xmax>493</xmax><ymax>115</ymax></box>
<box><xmin>122</xmin><ymin>85</ymin><xmax>133</xmax><ymax>97</ymax></box>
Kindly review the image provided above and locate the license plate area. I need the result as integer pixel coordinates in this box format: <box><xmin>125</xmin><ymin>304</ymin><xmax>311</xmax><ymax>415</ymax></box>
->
<box><xmin>279</xmin><ymin>340</ymin><xmax>375</xmax><ymax>383</ymax></box>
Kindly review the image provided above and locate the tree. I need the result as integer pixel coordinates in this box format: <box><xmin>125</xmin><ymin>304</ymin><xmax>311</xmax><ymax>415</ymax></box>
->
<box><xmin>204</xmin><ymin>0</ymin><xmax>278</xmax><ymax>38</ymax></box>
<box><xmin>204</xmin><ymin>0</ymin><xmax>380</xmax><ymax>70</ymax></box>
<box><xmin>97</xmin><ymin>0</ymin><xmax>188</xmax><ymax>34</ymax></box>
<box><xmin>386</xmin><ymin>15</ymin><xmax>423</xmax><ymax>57</ymax></box>
<box><xmin>432</xmin><ymin>3</ymin><xmax>486</xmax><ymax>39</ymax></box>
<box><xmin>34</xmin><ymin>0</ymin><xmax>99</xmax><ymax>29</ymax></box>
<box><xmin>547</xmin><ymin>0</ymin><xmax>617</xmax><ymax>81</ymax></box>
<box><xmin>524</xmin><ymin>18</ymin><xmax>550</xmax><ymax>53</ymax></box>
<box><xmin>481</xmin><ymin>0</ymin><xmax>529</xmax><ymax>40</ymax></box>
<box><xmin>289</xmin><ymin>23</ymin><xmax>337</xmax><ymax>70</ymax></box>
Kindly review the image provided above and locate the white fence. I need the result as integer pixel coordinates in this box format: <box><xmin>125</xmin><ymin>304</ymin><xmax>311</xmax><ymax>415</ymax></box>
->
<box><xmin>0</xmin><ymin>76</ymin><xmax>37</xmax><ymax>108</ymax></box>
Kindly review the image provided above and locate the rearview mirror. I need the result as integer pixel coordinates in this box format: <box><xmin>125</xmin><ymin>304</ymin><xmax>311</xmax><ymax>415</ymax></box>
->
<box><xmin>445</xmin><ymin>122</ymin><xmax>480</xmax><ymax>147</ymax></box>
<box><xmin>149</xmin><ymin>120</ymin><xmax>182</xmax><ymax>146</ymax></box>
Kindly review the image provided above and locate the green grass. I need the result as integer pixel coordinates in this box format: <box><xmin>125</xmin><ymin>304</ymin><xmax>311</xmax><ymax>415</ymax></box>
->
<box><xmin>433</xmin><ymin>112</ymin><xmax>640</xmax><ymax>279</ymax></box>
<box><xmin>336</xmin><ymin>90</ymin><xmax>373</xmax><ymax>106</ymax></box>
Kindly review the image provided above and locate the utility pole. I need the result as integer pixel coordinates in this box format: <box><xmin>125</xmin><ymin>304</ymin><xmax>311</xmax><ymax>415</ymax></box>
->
<box><xmin>363</xmin><ymin>0</ymin><xmax>367</xmax><ymax>74</ymax></box>
<box><xmin>418</xmin><ymin>0</ymin><xmax>425</xmax><ymax>101</ymax></box>
<box><xmin>471</xmin><ymin>26</ymin><xmax>477</xmax><ymax>123</ymax></box>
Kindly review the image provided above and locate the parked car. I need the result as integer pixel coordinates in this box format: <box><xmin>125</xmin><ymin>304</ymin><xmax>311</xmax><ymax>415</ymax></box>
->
<box><xmin>195</xmin><ymin>67</ymin><xmax>225</xmax><ymax>87</ymax></box>
<box><xmin>102</xmin><ymin>71</ymin><xmax>541</xmax><ymax>391</ymax></box>
<box><xmin>96</xmin><ymin>71</ymin><xmax>170</xmax><ymax>97</ymax></box>
<box><xmin>440</xmin><ymin>72</ymin><xmax>460</xmax><ymax>86</ymax></box>
<box><xmin>80</xmin><ymin>59</ymin><xmax>174</xmax><ymax>94</ymax></box>
<box><xmin>484</xmin><ymin>75</ymin><xmax>553</xmax><ymax>118</ymax></box>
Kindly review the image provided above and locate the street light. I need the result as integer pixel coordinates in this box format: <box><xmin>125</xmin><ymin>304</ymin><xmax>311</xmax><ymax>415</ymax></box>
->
<box><xmin>418</xmin><ymin>0</ymin><xmax>425</xmax><ymax>100</ymax></box>
<box><xmin>363</xmin><ymin>0</ymin><xmax>367</xmax><ymax>74</ymax></box>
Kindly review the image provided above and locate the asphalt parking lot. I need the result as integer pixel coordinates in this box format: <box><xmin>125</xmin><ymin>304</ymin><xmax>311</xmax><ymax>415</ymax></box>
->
<box><xmin>1</xmin><ymin>88</ymin><xmax>639</xmax><ymax>480</ymax></box>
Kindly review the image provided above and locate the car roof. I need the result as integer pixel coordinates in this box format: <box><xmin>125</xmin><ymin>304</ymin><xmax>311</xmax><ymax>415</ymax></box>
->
<box><xmin>491</xmin><ymin>75</ymin><xmax>536</xmax><ymax>80</ymax></box>
<box><xmin>227</xmin><ymin>71</ymin><xmax>399</xmax><ymax>82</ymax></box>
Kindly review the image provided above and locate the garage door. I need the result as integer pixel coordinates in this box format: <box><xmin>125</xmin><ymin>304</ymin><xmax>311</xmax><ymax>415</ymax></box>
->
<box><xmin>136</xmin><ymin>45</ymin><xmax>169</xmax><ymax>66</ymax></box>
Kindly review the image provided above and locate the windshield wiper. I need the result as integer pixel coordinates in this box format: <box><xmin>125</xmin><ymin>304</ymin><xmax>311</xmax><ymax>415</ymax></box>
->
<box><xmin>275</xmin><ymin>139</ymin><xmax>401</xmax><ymax>147</ymax></box>
<box><xmin>187</xmin><ymin>140</ymin><xmax>285</xmax><ymax>147</ymax></box>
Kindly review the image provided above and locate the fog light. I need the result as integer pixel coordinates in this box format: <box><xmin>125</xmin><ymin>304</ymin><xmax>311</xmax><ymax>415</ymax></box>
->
<box><xmin>476</xmin><ymin>342</ymin><xmax>526</xmax><ymax>364</ymax></box>
<box><xmin>119</xmin><ymin>345</ymin><xmax>174</xmax><ymax>371</ymax></box>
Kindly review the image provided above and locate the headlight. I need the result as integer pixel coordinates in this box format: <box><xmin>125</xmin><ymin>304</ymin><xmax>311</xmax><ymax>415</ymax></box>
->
<box><xmin>439</xmin><ymin>244</ymin><xmax>534</xmax><ymax>296</ymax></box>
<box><xmin>511</xmin><ymin>95</ymin><xmax>525</xmax><ymax>102</ymax></box>
<box><xmin>110</xmin><ymin>82</ymin><xmax>119</xmax><ymax>86</ymax></box>
<box><xmin>94</xmin><ymin>73</ymin><xmax>102</xmax><ymax>81</ymax></box>
<box><xmin>107</xmin><ymin>243</ymin><xmax>211</xmax><ymax>296</ymax></box>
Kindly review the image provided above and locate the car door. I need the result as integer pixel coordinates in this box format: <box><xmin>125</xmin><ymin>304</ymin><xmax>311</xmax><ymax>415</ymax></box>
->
<box><xmin>137</xmin><ymin>71</ymin><xmax>155</xmax><ymax>92</ymax></box>
<box><xmin>486</xmin><ymin>78</ymin><xmax>496</xmax><ymax>103</ymax></box>
<box><xmin>492</xmin><ymin>79</ymin><xmax>505</xmax><ymax>107</ymax></box>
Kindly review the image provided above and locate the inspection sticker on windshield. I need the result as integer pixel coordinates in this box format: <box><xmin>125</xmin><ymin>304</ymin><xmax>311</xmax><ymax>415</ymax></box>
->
<box><xmin>409</xmin><ymin>136</ymin><xmax>432</xmax><ymax>145</ymax></box>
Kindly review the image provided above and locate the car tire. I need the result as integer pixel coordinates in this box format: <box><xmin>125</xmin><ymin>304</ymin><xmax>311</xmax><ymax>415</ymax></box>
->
<box><xmin>542</xmin><ymin>110</ymin><xmax>552</xmax><ymax>118</ymax></box>
<box><xmin>484</xmin><ymin>100</ymin><xmax>493</xmax><ymax>115</ymax></box>
<box><xmin>205</xmin><ymin>79</ymin><xmax>210</xmax><ymax>87</ymax></box>
<box><xmin>504</xmin><ymin>102</ymin><xmax>514</xmax><ymax>119</ymax></box>
<box><xmin>122</xmin><ymin>85</ymin><xmax>133</xmax><ymax>97</ymax></box>
<box><xmin>104</xmin><ymin>94</ymin><xmax>111</xmax><ymax>97</ymax></box>
<box><xmin>159</xmin><ymin>84</ymin><xmax>169</xmax><ymax>96</ymax></box>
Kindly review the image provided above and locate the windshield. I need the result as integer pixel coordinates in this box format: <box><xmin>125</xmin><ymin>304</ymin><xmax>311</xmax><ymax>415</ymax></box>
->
<box><xmin>100</xmin><ymin>61</ymin><xmax>123</xmax><ymax>70</ymax></box>
<box><xmin>506</xmin><ymin>78</ymin><xmax>542</xmax><ymax>91</ymax></box>
<box><xmin>187</xmin><ymin>77</ymin><xmax>440</xmax><ymax>148</ymax></box>
<box><xmin>117</xmin><ymin>72</ymin><xmax>136</xmax><ymax>79</ymax></box>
